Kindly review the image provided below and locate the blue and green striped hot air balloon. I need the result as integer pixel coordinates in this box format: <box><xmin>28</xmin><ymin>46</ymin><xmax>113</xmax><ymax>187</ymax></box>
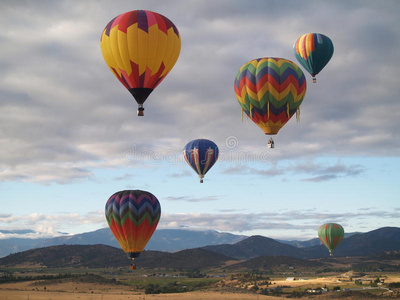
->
<box><xmin>293</xmin><ymin>33</ymin><xmax>334</xmax><ymax>83</ymax></box>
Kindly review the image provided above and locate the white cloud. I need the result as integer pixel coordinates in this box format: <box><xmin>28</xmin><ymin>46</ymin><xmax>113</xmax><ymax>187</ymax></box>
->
<box><xmin>164</xmin><ymin>195</ymin><xmax>221</xmax><ymax>202</ymax></box>
<box><xmin>1</xmin><ymin>207</ymin><xmax>398</xmax><ymax>240</ymax></box>
<box><xmin>0</xmin><ymin>211</ymin><xmax>105</xmax><ymax>239</ymax></box>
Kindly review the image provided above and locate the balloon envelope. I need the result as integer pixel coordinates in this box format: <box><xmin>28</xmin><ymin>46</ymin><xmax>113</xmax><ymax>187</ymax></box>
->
<box><xmin>234</xmin><ymin>57</ymin><xmax>306</xmax><ymax>135</ymax></box>
<box><xmin>183</xmin><ymin>139</ymin><xmax>219</xmax><ymax>182</ymax></box>
<box><xmin>318</xmin><ymin>223</ymin><xmax>344</xmax><ymax>255</ymax></box>
<box><xmin>100</xmin><ymin>10</ymin><xmax>181</xmax><ymax>114</ymax></box>
<box><xmin>105</xmin><ymin>190</ymin><xmax>161</xmax><ymax>258</ymax></box>
<box><xmin>293</xmin><ymin>33</ymin><xmax>334</xmax><ymax>81</ymax></box>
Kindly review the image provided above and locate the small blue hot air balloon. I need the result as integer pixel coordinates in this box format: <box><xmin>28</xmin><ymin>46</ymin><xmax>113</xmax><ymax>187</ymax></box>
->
<box><xmin>183</xmin><ymin>139</ymin><xmax>219</xmax><ymax>183</ymax></box>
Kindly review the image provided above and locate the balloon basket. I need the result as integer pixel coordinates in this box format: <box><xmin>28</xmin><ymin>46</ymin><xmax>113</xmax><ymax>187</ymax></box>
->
<box><xmin>137</xmin><ymin>105</ymin><xmax>144</xmax><ymax>116</ymax></box>
<box><xmin>267</xmin><ymin>138</ymin><xmax>274</xmax><ymax>149</ymax></box>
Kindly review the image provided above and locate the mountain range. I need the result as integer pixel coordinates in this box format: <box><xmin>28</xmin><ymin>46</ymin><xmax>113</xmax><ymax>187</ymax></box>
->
<box><xmin>0</xmin><ymin>227</ymin><xmax>356</xmax><ymax>258</ymax></box>
<box><xmin>0</xmin><ymin>244</ymin><xmax>329</xmax><ymax>270</ymax></box>
<box><xmin>0</xmin><ymin>228</ymin><xmax>247</xmax><ymax>258</ymax></box>
<box><xmin>0</xmin><ymin>227</ymin><xmax>399</xmax><ymax>266</ymax></box>
<box><xmin>203</xmin><ymin>227</ymin><xmax>400</xmax><ymax>259</ymax></box>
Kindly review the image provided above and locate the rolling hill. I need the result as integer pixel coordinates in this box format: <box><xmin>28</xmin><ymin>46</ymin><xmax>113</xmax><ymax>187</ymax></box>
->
<box><xmin>0</xmin><ymin>245</ymin><xmax>127</xmax><ymax>268</ymax></box>
<box><xmin>0</xmin><ymin>244</ymin><xmax>322</xmax><ymax>271</ymax></box>
<box><xmin>202</xmin><ymin>227</ymin><xmax>400</xmax><ymax>259</ymax></box>
<box><xmin>1</xmin><ymin>227</ymin><xmax>400</xmax><ymax>270</ymax></box>
<box><xmin>202</xmin><ymin>235</ymin><xmax>307</xmax><ymax>259</ymax></box>
<box><xmin>302</xmin><ymin>227</ymin><xmax>400</xmax><ymax>258</ymax></box>
<box><xmin>0</xmin><ymin>244</ymin><xmax>238</xmax><ymax>270</ymax></box>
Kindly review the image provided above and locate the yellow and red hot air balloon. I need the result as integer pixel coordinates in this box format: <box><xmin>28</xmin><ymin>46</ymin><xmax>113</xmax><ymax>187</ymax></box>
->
<box><xmin>100</xmin><ymin>10</ymin><xmax>181</xmax><ymax>116</ymax></box>
<box><xmin>234</xmin><ymin>57</ymin><xmax>307</xmax><ymax>147</ymax></box>
<box><xmin>105</xmin><ymin>190</ymin><xmax>161</xmax><ymax>269</ymax></box>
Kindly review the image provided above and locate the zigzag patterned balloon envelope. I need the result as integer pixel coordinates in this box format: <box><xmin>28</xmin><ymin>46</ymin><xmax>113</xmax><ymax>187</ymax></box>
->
<box><xmin>293</xmin><ymin>33</ymin><xmax>334</xmax><ymax>83</ymax></box>
<box><xmin>183</xmin><ymin>139</ymin><xmax>219</xmax><ymax>183</ymax></box>
<box><xmin>100</xmin><ymin>10</ymin><xmax>181</xmax><ymax>115</ymax></box>
<box><xmin>318</xmin><ymin>223</ymin><xmax>344</xmax><ymax>256</ymax></box>
<box><xmin>234</xmin><ymin>57</ymin><xmax>307</xmax><ymax>136</ymax></box>
<box><xmin>105</xmin><ymin>190</ymin><xmax>161</xmax><ymax>267</ymax></box>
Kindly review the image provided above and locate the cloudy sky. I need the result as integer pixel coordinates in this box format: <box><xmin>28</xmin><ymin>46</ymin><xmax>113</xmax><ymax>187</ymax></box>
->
<box><xmin>1</xmin><ymin>0</ymin><xmax>399</xmax><ymax>241</ymax></box>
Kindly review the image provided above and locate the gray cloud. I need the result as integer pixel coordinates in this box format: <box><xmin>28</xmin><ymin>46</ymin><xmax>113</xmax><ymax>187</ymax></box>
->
<box><xmin>222</xmin><ymin>160</ymin><xmax>365</xmax><ymax>182</ymax></box>
<box><xmin>295</xmin><ymin>161</ymin><xmax>365</xmax><ymax>182</ymax></box>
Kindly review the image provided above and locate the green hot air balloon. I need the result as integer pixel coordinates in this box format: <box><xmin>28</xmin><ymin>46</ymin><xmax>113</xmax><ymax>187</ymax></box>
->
<box><xmin>318</xmin><ymin>223</ymin><xmax>344</xmax><ymax>256</ymax></box>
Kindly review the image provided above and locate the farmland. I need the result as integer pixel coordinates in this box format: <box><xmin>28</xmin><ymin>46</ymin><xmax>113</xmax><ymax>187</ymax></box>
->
<box><xmin>1</xmin><ymin>265</ymin><xmax>400</xmax><ymax>299</ymax></box>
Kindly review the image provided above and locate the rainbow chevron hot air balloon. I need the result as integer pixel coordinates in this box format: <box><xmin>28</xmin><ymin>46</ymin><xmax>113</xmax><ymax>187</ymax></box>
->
<box><xmin>183</xmin><ymin>139</ymin><xmax>219</xmax><ymax>183</ymax></box>
<box><xmin>100</xmin><ymin>10</ymin><xmax>181</xmax><ymax>115</ymax></box>
<box><xmin>318</xmin><ymin>223</ymin><xmax>344</xmax><ymax>256</ymax></box>
<box><xmin>105</xmin><ymin>190</ymin><xmax>161</xmax><ymax>268</ymax></box>
<box><xmin>293</xmin><ymin>33</ymin><xmax>334</xmax><ymax>83</ymax></box>
<box><xmin>234</xmin><ymin>57</ymin><xmax>306</xmax><ymax>139</ymax></box>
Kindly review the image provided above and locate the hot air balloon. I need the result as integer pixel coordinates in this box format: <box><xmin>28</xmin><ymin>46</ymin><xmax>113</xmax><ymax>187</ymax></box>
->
<box><xmin>183</xmin><ymin>139</ymin><xmax>219</xmax><ymax>183</ymax></box>
<box><xmin>293</xmin><ymin>33</ymin><xmax>334</xmax><ymax>83</ymax></box>
<box><xmin>105</xmin><ymin>190</ymin><xmax>161</xmax><ymax>269</ymax></box>
<box><xmin>318</xmin><ymin>223</ymin><xmax>344</xmax><ymax>256</ymax></box>
<box><xmin>234</xmin><ymin>57</ymin><xmax>307</xmax><ymax>146</ymax></box>
<box><xmin>100</xmin><ymin>10</ymin><xmax>181</xmax><ymax>116</ymax></box>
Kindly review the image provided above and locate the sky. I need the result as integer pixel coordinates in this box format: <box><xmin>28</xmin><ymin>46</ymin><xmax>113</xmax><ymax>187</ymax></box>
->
<box><xmin>0</xmin><ymin>0</ymin><xmax>399</xmax><ymax>241</ymax></box>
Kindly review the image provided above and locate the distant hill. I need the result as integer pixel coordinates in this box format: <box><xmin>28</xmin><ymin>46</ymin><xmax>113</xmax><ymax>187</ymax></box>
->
<box><xmin>1</xmin><ymin>227</ymin><xmax>399</xmax><ymax>260</ymax></box>
<box><xmin>0</xmin><ymin>245</ymin><xmax>127</xmax><ymax>268</ymax></box>
<box><xmin>38</xmin><ymin>228</ymin><xmax>247</xmax><ymax>251</ymax></box>
<box><xmin>0</xmin><ymin>244</ymin><xmax>323</xmax><ymax>271</ymax></box>
<box><xmin>1</xmin><ymin>227</ymin><xmax>400</xmax><ymax>270</ymax></box>
<box><xmin>0</xmin><ymin>238</ymin><xmax>48</xmax><ymax>258</ymax></box>
<box><xmin>329</xmin><ymin>227</ymin><xmax>400</xmax><ymax>257</ymax></box>
<box><xmin>203</xmin><ymin>235</ymin><xmax>307</xmax><ymax>259</ymax></box>
<box><xmin>225</xmin><ymin>255</ymin><xmax>325</xmax><ymax>271</ymax></box>
<box><xmin>278</xmin><ymin>232</ymin><xmax>360</xmax><ymax>248</ymax></box>
<box><xmin>303</xmin><ymin>227</ymin><xmax>400</xmax><ymax>258</ymax></box>
<box><xmin>0</xmin><ymin>244</ymin><xmax>238</xmax><ymax>270</ymax></box>
<box><xmin>0</xmin><ymin>228</ymin><xmax>247</xmax><ymax>257</ymax></box>
<box><xmin>203</xmin><ymin>227</ymin><xmax>400</xmax><ymax>259</ymax></box>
